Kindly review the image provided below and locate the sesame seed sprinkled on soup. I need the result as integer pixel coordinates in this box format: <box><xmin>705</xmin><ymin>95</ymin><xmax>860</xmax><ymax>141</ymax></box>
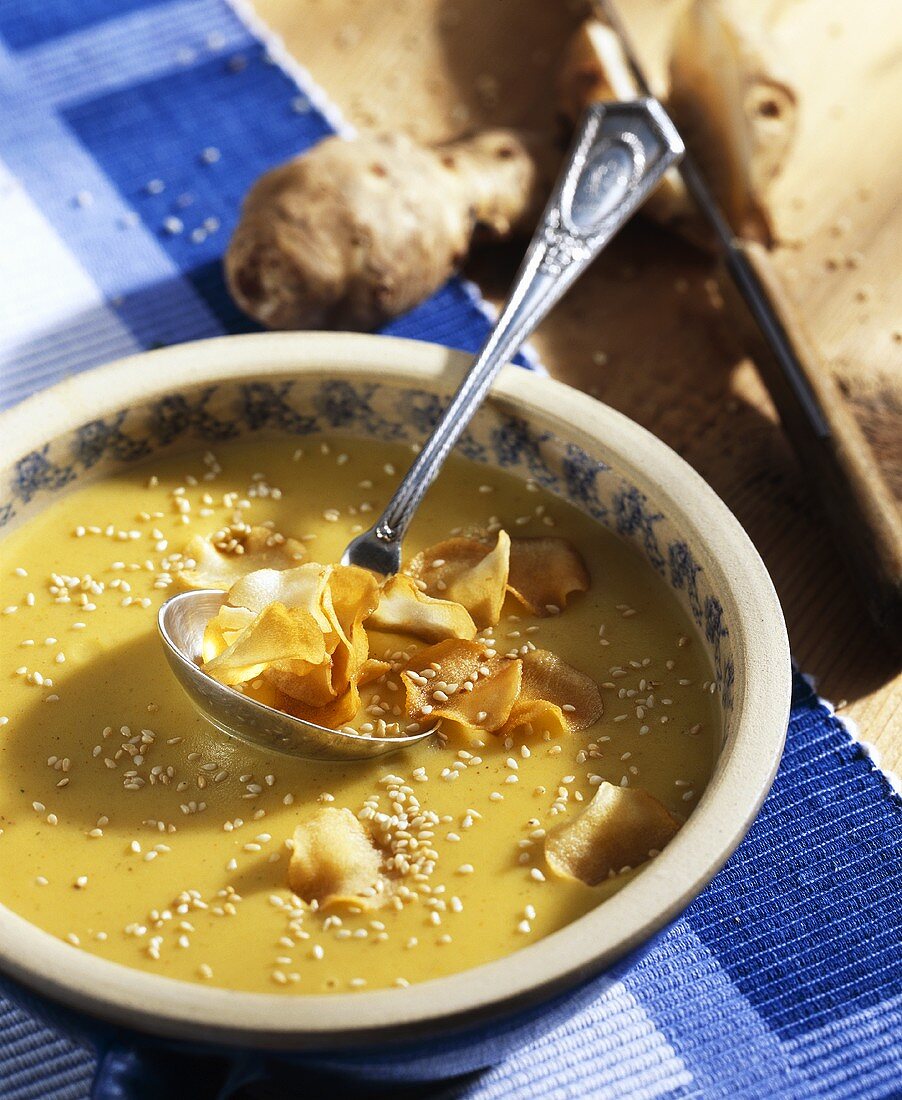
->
<box><xmin>0</xmin><ymin>437</ymin><xmax>718</xmax><ymax>993</ymax></box>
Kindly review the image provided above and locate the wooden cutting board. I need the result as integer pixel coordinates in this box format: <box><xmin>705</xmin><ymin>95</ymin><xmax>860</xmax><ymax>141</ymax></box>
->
<box><xmin>253</xmin><ymin>0</ymin><xmax>902</xmax><ymax>773</ymax></box>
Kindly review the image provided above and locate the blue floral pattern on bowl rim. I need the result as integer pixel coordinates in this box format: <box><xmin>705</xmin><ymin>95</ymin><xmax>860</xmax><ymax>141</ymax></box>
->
<box><xmin>1</xmin><ymin>377</ymin><xmax>734</xmax><ymax>715</ymax></box>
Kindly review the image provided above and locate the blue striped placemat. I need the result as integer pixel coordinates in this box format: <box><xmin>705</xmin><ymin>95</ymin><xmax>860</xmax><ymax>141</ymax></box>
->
<box><xmin>0</xmin><ymin>3</ymin><xmax>900</xmax><ymax>1097</ymax></box>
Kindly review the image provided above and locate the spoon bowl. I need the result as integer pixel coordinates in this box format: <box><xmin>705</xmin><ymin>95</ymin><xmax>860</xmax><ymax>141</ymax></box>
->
<box><xmin>158</xmin><ymin>589</ymin><xmax>437</xmax><ymax>761</ymax></box>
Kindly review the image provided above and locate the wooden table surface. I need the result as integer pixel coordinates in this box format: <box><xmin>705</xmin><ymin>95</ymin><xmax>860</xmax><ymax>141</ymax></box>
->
<box><xmin>253</xmin><ymin>0</ymin><xmax>902</xmax><ymax>774</ymax></box>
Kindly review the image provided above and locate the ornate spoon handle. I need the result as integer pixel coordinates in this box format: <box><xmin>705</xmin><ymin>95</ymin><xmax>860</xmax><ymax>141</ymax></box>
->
<box><xmin>344</xmin><ymin>98</ymin><xmax>683</xmax><ymax>575</ymax></box>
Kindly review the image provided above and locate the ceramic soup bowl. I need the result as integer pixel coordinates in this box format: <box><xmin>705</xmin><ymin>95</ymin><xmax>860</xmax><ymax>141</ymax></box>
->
<box><xmin>0</xmin><ymin>333</ymin><xmax>790</xmax><ymax>1092</ymax></box>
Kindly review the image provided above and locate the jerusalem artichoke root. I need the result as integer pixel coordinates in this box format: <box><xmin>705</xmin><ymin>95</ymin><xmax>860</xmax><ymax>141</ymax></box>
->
<box><xmin>226</xmin><ymin>129</ymin><xmax>552</xmax><ymax>332</ymax></box>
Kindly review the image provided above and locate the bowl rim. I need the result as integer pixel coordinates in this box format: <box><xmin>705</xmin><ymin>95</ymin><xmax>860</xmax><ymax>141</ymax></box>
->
<box><xmin>0</xmin><ymin>332</ymin><xmax>791</xmax><ymax>1049</ymax></box>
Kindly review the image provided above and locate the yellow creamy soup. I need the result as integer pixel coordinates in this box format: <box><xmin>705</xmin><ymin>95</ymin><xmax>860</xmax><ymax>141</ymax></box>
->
<box><xmin>0</xmin><ymin>437</ymin><xmax>718</xmax><ymax>993</ymax></box>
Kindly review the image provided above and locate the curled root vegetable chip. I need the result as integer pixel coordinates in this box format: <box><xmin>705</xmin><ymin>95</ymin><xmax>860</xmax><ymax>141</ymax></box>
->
<box><xmin>401</xmin><ymin>639</ymin><xmax>522</xmax><ymax>734</ymax></box>
<box><xmin>324</xmin><ymin>566</ymin><xmax>381</xmax><ymax>652</ymax></box>
<box><xmin>288</xmin><ymin>808</ymin><xmax>383</xmax><ymax>908</ymax></box>
<box><xmin>227</xmin><ymin>563</ymin><xmax>333</xmax><ymax>626</ymax></box>
<box><xmin>322</xmin><ymin>565</ymin><xmax>380</xmax><ymax>693</ymax></box>
<box><xmin>278</xmin><ymin>683</ymin><xmax>362</xmax><ymax>729</ymax></box>
<box><xmin>545</xmin><ymin>782</ymin><xmax>681</xmax><ymax>885</ymax></box>
<box><xmin>502</xmin><ymin>698</ymin><xmax>570</xmax><ymax>740</ymax></box>
<box><xmin>404</xmin><ymin>530</ymin><xmax>510</xmax><ymax>628</ymax></box>
<box><xmin>506</xmin><ymin>537</ymin><xmax>590</xmax><ymax>616</ymax></box>
<box><xmin>200</xmin><ymin>563</ymin><xmax>384</xmax><ymax>729</ymax></box>
<box><xmin>512</xmin><ymin>649</ymin><xmax>603</xmax><ymax>733</ymax></box>
<box><xmin>178</xmin><ymin>526</ymin><xmax>305</xmax><ymax>591</ymax></box>
<box><xmin>264</xmin><ymin>659</ymin><xmax>337</xmax><ymax>706</ymax></box>
<box><xmin>203</xmin><ymin>602</ymin><xmax>327</xmax><ymax>686</ymax></box>
<box><xmin>201</xmin><ymin>604</ymin><xmax>255</xmax><ymax>663</ymax></box>
<box><xmin>264</xmin><ymin>616</ymin><xmax>369</xmax><ymax>707</ymax></box>
<box><xmin>357</xmin><ymin>658</ymin><xmax>391</xmax><ymax>686</ymax></box>
<box><xmin>327</xmin><ymin>566</ymin><xmax>382</xmax><ymax>635</ymax></box>
<box><xmin>367</xmin><ymin>574</ymin><xmax>477</xmax><ymax>643</ymax></box>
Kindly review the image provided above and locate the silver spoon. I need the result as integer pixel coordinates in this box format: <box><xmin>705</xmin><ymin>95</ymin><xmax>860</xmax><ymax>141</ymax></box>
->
<box><xmin>159</xmin><ymin>99</ymin><xmax>683</xmax><ymax>761</ymax></box>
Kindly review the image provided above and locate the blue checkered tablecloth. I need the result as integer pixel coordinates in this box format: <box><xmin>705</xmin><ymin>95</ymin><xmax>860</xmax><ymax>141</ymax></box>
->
<box><xmin>0</xmin><ymin>2</ymin><xmax>900</xmax><ymax>1097</ymax></box>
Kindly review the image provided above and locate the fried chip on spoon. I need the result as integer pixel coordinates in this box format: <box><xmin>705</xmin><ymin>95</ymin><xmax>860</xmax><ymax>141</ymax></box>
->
<box><xmin>216</xmin><ymin>604</ymin><xmax>256</xmax><ymax>636</ymax></box>
<box><xmin>357</xmin><ymin>658</ymin><xmax>392</xmax><ymax>686</ymax></box>
<box><xmin>264</xmin><ymin>636</ymin><xmax>368</xmax><ymax>709</ymax></box>
<box><xmin>202</xmin><ymin>604</ymin><xmax>256</xmax><ymax>662</ymax></box>
<box><xmin>324</xmin><ymin>565</ymin><xmax>380</xmax><ymax>690</ymax></box>
<box><xmin>288</xmin><ymin>807</ymin><xmax>383</xmax><ymax>908</ymax></box>
<box><xmin>506</xmin><ymin>536</ymin><xmax>590</xmax><ymax>616</ymax></box>
<box><xmin>404</xmin><ymin>530</ymin><xmax>510</xmax><ymax>628</ymax></box>
<box><xmin>278</xmin><ymin>661</ymin><xmax>391</xmax><ymax>730</ymax></box>
<box><xmin>204</xmin><ymin>602</ymin><xmax>326</xmax><ymax>686</ymax></box>
<box><xmin>327</xmin><ymin>565</ymin><xmax>381</xmax><ymax>635</ymax></box>
<box><xmin>228</xmin><ymin>563</ymin><xmax>333</xmax><ymax>627</ymax></box>
<box><xmin>202</xmin><ymin>616</ymin><xmax>227</xmax><ymax>665</ymax></box>
<box><xmin>368</xmin><ymin>574</ymin><xmax>477</xmax><ymax>643</ymax></box>
<box><xmin>204</xmin><ymin>565</ymin><xmax>330</xmax><ymax>672</ymax></box>
<box><xmin>206</xmin><ymin>563</ymin><xmax>335</xmax><ymax>698</ymax></box>
<box><xmin>277</xmin><ymin>682</ymin><xmax>362</xmax><ymax>729</ymax></box>
<box><xmin>178</xmin><ymin>526</ymin><xmax>306</xmax><ymax>591</ymax></box>
<box><xmin>545</xmin><ymin>782</ymin><xmax>681</xmax><ymax>885</ymax></box>
<box><xmin>260</xmin><ymin>565</ymin><xmax>379</xmax><ymax>704</ymax></box>
<box><xmin>401</xmin><ymin>639</ymin><xmax>522</xmax><ymax>734</ymax></box>
<box><xmin>264</xmin><ymin>657</ymin><xmax>336</xmax><ymax>705</ymax></box>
